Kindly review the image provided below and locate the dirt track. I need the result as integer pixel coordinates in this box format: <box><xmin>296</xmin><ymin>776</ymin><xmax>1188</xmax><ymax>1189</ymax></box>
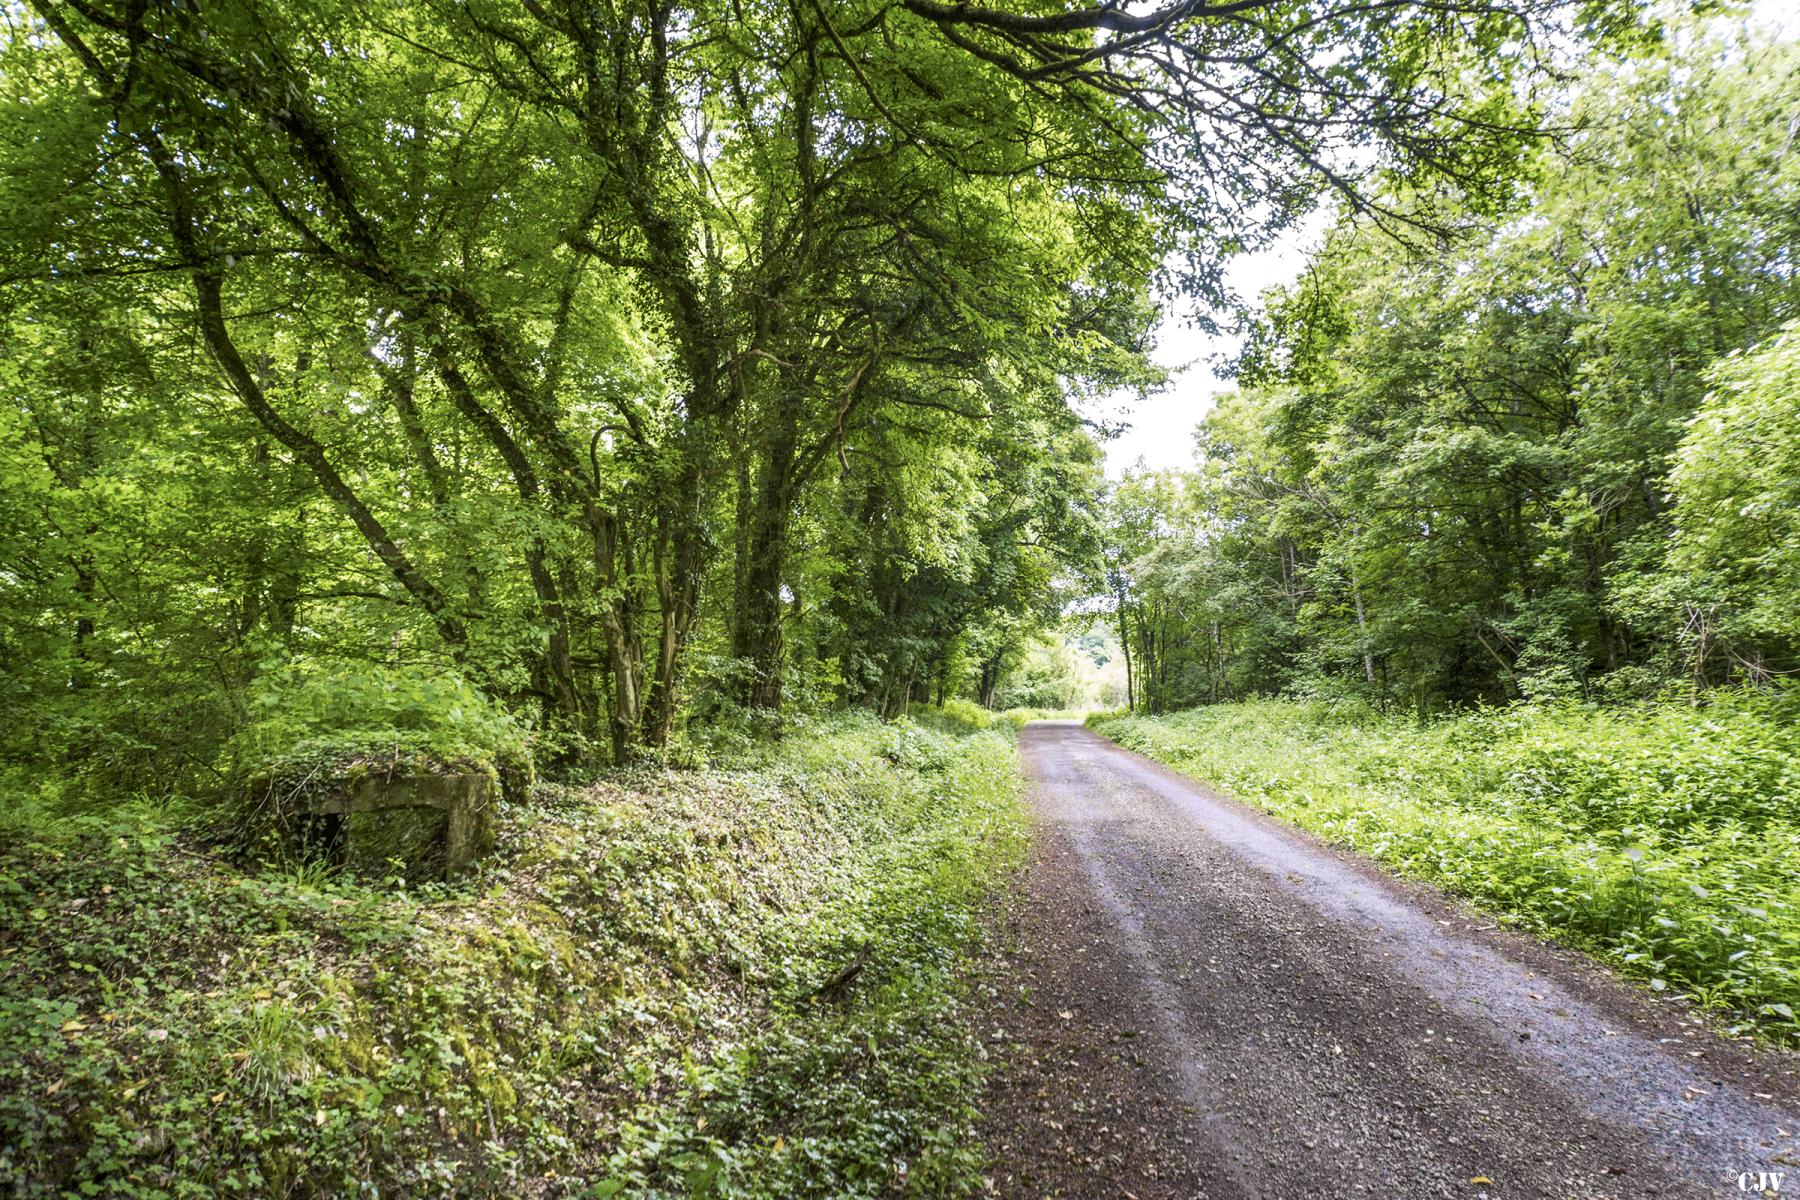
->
<box><xmin>973</xmin><ymin>721</ymin><xmax>1800</xmax><ymax>1199</ymax></box>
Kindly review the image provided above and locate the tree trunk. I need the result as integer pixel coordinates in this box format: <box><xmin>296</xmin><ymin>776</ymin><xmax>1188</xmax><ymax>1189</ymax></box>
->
<box><xmin>642</xmin><ymin>512</ymin><xmax>700</xmax><ymax>747</ymax></box>
<box><xmin>431</xmin><ymin>349</ymin><xmax>585</xmax><ymax>741</ymax></box>
<box><xmin>194</xmin><ymin>270</ymin><xmax>469</xmax><ymax>652</ymax></box>
<box><xmin>1211</xmin><ymin>620</ymin><xmax>1223</xmax><ymax>704</ymax></box>
<box><xmin>732</xmin><ymin>410</ymin><xmax>799</xmax><ymax>710</ymax></box>
<box><xmin>1352</xmin><ymin>574</ymin><xmax>1376</xmax><ymax>690</ymax></box>
<box><xmin>593</xmin><ymin>504</ymin><xmax>643</xmax><ymax>760</ymax></box>
<box><xmin>977</xmin><ymin>651</ymin><xmax>1003</xmax><ymax>709</ymax></box>
<box><xmin>131</xmin><ymin>116</ymin><xmax>469</xmax><ymax>654</ymax></box>
<box><xmin>1116</xmin><ymin>592</ymin><xmax>1134</xmax><ymax>713</ymax></box>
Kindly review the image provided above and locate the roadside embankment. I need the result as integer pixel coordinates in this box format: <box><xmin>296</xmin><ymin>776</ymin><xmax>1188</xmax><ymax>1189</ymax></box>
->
<box><xmin>0</xmin><ymin>711</ymin><xmax>1025</xmax><ymax>1198</ymax></box>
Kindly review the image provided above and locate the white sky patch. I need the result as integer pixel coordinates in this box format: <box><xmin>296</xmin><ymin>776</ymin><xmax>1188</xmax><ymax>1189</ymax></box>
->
<box><xmin>1758</xmin><ymin>0</ymin><xmax>1800</xmax><ymax>34</ymax></box>
<box><xmin>1101</xmin><ymin>223</ymin><xmax>1317</xmax><ymax>478</ymax></box>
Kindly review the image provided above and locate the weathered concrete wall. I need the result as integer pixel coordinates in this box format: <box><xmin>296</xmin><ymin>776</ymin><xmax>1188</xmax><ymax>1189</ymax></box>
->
<box><xmin>270</xmin><ymin>767</ymin><xmax>497</xmax><ymax>881</ymax></box>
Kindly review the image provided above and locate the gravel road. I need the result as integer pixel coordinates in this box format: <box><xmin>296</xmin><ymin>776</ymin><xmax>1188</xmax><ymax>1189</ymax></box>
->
<box><xmin>973</xmin><ymin>721</ymin><xmax>1800</xmax><ymax>1199</ymax></box>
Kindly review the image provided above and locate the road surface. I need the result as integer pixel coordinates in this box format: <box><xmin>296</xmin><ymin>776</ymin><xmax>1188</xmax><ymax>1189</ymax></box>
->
<box><xmin>973</xmin><ymin>721</ymin><xmax>1800</xmax><ymax>1199</ymax></box>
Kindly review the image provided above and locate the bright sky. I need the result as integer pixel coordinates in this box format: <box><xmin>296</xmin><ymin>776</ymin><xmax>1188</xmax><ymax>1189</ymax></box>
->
<box><xmin>1099</xmin><ymin>0</ymin><xmax>1800</xmax><ymax>479</ymax></box>
<box><xmin>1100</xmin><ymin>227</ymin><xmax>1317</xmax><ymax>478</ymax></box>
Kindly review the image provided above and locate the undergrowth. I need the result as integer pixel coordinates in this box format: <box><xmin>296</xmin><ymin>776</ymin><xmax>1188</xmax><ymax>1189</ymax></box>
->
<box><xmin>224</xmin><ymin>661</ymin><xmax>532</xmax><ymax>781</ymax></box>
<box><xmin>1091</xmin><ymin>690</ymin><xmax>1800</xmax><ymax>1039</ymax></box>
<box><xmin>905</xmin><ymin>700</ymin><xmax>1085</xmax><ymax>733</ymax></box>
<box><xmin>0</xmin><ymin>711</ymin><xmax>1025</xmax><ymax>1198</ymax></box>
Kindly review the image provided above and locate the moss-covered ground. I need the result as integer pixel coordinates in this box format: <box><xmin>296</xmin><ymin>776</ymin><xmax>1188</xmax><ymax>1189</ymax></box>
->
<box><xmin>0</xmin><ymin>710</ymin><xmax>1025</xmax><ymax>1198</ymax></box>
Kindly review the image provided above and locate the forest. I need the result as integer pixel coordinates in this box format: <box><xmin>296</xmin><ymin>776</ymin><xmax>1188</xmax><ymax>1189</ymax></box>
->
<box><xmin>3</xmin><ymin>0</ymin><xmax>1799</xmax><ymax>1195</ymax></box>
<box><xmin>0</xmin><ymin>0</ymin><xmax>1609</xmax><ymax>781</ymax></box>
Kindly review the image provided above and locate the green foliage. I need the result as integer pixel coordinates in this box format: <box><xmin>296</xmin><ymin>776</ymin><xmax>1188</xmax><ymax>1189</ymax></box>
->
<box><xmin>805</xmin><ymin>404</ymin><xmax>1119</xmax><ymax>719</ymax></box>
<box><xmin>905</xmin><ymin>699</ymin><xmax>1001</xmax><ymax>735</ymax></box>
<box><xmin>225</xmin><ymin>661</ymin><xmax>530</xmax><ymax>779</ymax></box>
<box><xmin>1656</xmin><ymin>321</ymin><xmax>1800</xmax><ymax>671</ymax></box>
<box><xmin>1095</xmin><ymin>691</ymin><xmax>1800</xmax><ymax>1035</ymax></box>
<box><xmin>0</xmin><ymin>0</ymin><xmax>1602</xmax><ymax>781</ymax></box>
<box><xmin>0</xmin><ymin>714</ymin><xmax>1025</xmax><ymax>1197</ymax></box>
<box><xmin>989</xmin><ymin>636</ymin><xmax>1088</xmax><ymax>712</ymax></box>
<box><xmin>1106</xmin><ymin>21</ymin><xmax>1800</xmax><ymax>712</ymax></box>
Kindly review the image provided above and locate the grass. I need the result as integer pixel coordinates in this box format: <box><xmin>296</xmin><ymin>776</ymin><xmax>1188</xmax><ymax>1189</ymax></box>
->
<box><xmin>1090</xmin><ymin>690</ymin><xmax>1800</xmax><ymax>1039</ymax></box>
<box><xmin>0</xmin><ymin>711</ymin><xmax>1026</xmax><ymax>1198</ymax></box>
<box><xmin>905</xmin><ymin>700</ymin><xmax>1087</xmax><ymax>733</ymax></box>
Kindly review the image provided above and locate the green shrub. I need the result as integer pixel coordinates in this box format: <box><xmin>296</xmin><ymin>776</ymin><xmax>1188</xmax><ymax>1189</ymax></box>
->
<box><xmin>225</xmin><ymin>660</ymin><xmax>530</xmax><ymax>782</ymax></box>
<box><xmin>992</xmin><ymin>706</ymin><xmax>1084</xmax><ymax>728</ymax></box>
<box><xmin>1661</xmin><ymin>320</ymin><xmax>1800</xmax><ymax>668</ymax></box>
<box><xmin>908</xmin><ymin>698</ymin><xmax>998</xmax><ymax>733</ymax></box>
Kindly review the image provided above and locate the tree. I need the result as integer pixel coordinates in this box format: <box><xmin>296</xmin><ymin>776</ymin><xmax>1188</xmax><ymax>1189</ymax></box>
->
<box><xmin>1118</xmin><ymin>19</ymin><xmax>1800</xmax><ymax>710</ymax></box>
<box><xmin>1655</xmin><ymin>321</ymin><xmax>1800</xmax><ymax>682</ymax></box>
<box><xmin>0</xmin><ymin>0</ymin><xmax>1636</xmax><ymax>792</ymax></box>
